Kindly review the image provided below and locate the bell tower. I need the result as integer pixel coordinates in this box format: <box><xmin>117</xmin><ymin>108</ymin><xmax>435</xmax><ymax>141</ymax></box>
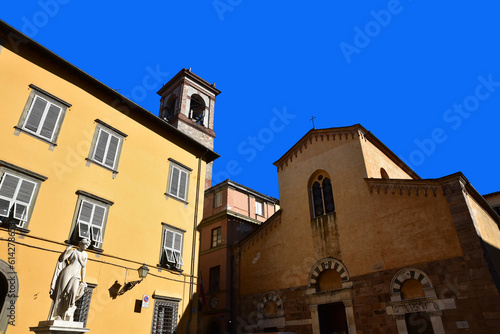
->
<box><xmin>157</xmin><ymin>68</ymin><xmax>220</xmax><ymax>189</ymax></box>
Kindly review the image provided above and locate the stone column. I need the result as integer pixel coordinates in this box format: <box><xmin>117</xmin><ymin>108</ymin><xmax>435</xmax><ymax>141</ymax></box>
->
<box><xmin>309</xmin><ymin>304</ymin><xmax>320</xmax><ymax>334</ymax></box>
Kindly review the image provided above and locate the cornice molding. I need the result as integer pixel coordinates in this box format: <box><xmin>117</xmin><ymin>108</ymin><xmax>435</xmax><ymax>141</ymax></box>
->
<box><xmin>274</xmin><ymin>126</ymin><xmax>363</xmax><ymax>172</ymax></box>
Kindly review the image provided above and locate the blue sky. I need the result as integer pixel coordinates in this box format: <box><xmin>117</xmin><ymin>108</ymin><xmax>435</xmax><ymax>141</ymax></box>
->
<box><xmin>3</xmin><ymin>1</ymin><xmax>500</xmax><ymax>199</ymax></box>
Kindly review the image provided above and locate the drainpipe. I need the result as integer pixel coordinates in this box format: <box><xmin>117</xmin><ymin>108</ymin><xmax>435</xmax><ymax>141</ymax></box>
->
<box><xmin>187</xmin><ymin>150</ymin><xmax>206</xmax><ymax>334</ymax></box>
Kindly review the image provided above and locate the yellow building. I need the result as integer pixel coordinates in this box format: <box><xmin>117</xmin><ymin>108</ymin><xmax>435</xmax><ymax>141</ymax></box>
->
<box><xmin>0</xmin><ymin>20</ymin><xmax>218</xmax><ymax>333</ymax></box>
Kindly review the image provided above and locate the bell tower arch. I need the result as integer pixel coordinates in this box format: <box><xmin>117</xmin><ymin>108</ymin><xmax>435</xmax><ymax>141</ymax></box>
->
<box><xmin>157</xmin><ymin>68</ymin><xmax>220</xmax><ymax>188</ymax></box>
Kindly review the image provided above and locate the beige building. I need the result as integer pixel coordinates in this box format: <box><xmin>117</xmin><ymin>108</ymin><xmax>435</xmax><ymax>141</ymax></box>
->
<box><xmin>198</xmin><ymin>180</ymin><xmax>279</xmax><ymax>334</ymax></box>
<box><xmin>231</xmin><ymin>125</ymin><xmax>500</xmax><ymax>333</ymax></box>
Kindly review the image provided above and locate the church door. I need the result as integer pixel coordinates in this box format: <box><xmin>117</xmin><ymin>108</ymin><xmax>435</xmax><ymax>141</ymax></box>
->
<box><xmin>318</xmin><ymin>302</ymin><xmax>349</xmax><ymax>334</ymax></box>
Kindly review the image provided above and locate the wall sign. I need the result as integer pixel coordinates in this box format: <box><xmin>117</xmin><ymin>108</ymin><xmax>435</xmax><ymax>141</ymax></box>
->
<box><xmin>142</xmin><ymin>295</ymin><xmax>150</xmax><ymax>308</ymax></box>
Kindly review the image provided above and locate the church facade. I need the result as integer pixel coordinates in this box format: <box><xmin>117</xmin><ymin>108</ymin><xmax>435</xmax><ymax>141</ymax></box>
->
<box><xmin>229</xmin><ymin>125</ymin><xmax>500</xmax><ymax>333</ymax></box>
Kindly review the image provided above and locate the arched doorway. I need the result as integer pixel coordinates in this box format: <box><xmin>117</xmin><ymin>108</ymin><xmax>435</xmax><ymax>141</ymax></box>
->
<box><xmin>0</xmin><ymin>259</ymin><xmax>18</xmax><ymax>333</ymax></box>
<box><xmin>205</xmin><ymin>319</ymin><xmax>222</xmax><ymax>334</ymax></box>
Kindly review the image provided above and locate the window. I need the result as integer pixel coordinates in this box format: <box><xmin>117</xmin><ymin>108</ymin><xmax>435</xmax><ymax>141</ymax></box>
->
<box><xmin>211</xmin><ymin>227</ymin><xmax>222</xmax><ymax>248</ymax></box>
<box><xmin>16</xmin><ymin>85</ymin><xmax>70</xmax><ymax>146</ymax></box>
<box><xmin>87</xmin><ymin>120</ymin><xmax>126</xmax><ymax>174</ymax></box>
<box><xmin>189</xmin><ymin>94</ymin><xmax>206</xmax><ymax>126</ymax></box>
<box><xmin>255</xmin><ymin>200</ymin><xmax>264</xmax><ymax>216</ymax></box>
<box><xmin>69</xmin><ymin>191</ymin><xmax>113</xmax><ymax>250</ymax></box>
<box><xmin>151</xmin><ymin>299</ymin><xmax>179</xmax><ymax>334</ymax></box>
<box><xmin>160</xmin><ymin>95</ymin><xmax>177</xmax><ymax>122</ymax></box>
<box><xmin>0</xmin><ymin>161</ymin><xmax>46</xmax><ymax>230</ymax></box>
<box><xmin>214</xmin><ymin>191</ymin><xmax>222</xmax><ymax>208</ymax></box>
<box><xmin>209</xmin><ymin>266</ymin><xmax>220</xmax><ymax>292</ymax></box>
<box><xmin>309</xmin><ymin>172</ymin><xmax>335</xmax><ymax>218</ymax></box>
<box><xmin>74</xmin><ymin>284</ymin><xmax>95</xmax><ymax>326</ymax></box>
<box><xmin>166</xmin><ymin>160</ymin><xmax>191</xmax><ymax>202</ymax></box>
<box><xmin>160</xmin><ymin>224</ymin><xmax>184</xmax><ymax>270</ymax></box>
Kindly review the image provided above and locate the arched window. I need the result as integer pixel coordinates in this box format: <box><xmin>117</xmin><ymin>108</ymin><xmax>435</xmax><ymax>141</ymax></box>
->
<box><xmin>309</xmin><ymin>172</ymin><xmax>335</xmax><ymax>218</ymax></box>
<box><xmin>380</xmin><ymin>168</ymin><xmax>389</xmax><ymax>179</ymax></box>
<box><xmin>189</xmin><ymin>94</ymin><xmax>206</xmax><ymax>125</ymax></box>
<box><xmin>161</xmin><ymin>95</ymin><xmax>177</xmax><ymax>121</ymax></box>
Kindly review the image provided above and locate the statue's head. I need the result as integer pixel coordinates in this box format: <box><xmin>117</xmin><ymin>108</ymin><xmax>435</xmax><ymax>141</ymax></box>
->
<box><xmin>79</xmin><ymin>238</ymin><xmax>91</xmax><ymax>249</ymax></box>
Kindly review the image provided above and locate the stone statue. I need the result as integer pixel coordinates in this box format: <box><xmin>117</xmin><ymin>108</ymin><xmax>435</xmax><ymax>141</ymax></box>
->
<box><xmin>48</xmin><ymin>239</ymin><xmax>90</xmax><ymax>321</ymax></box>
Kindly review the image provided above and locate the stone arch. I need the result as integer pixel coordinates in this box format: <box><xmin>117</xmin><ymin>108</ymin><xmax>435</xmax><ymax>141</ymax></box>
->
<box><xmin>0</xmin><ymin>259</ymin><xmax>18</xmax><ymax>333</ymax></box>
<box><xmin>189</xmin><ymin>93</ymin><xmax>206</xmax><ymax>125</ymax></box>
<box><xmin>308</xmin><ymin>258</ymin><xmax>349</xmax><ymax>289</ymax></box>
<box><xmin>388</xmin><ymin>268</ymin><xmax>450</xmax><ymax>334</ymax></box>
<box><xmin>257</xmin><ymin>291</ymin><xmax>284</xmax><ymax>317</ymax></box>
<box><xmin>257</xmin><ymin>291</ymin><xmax>285</xmax><ymax>331</ymax></box>
<box><xmin>390</xmin><ymin>268</ymin><xmax>432</xmax><ymax>294</ymax></box>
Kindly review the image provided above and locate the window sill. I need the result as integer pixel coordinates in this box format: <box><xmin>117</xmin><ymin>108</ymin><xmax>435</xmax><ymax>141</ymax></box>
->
<box><xmin>0</xmin><ymin>223</ymin><xmax>30</xmax><ymax>234</ymax></box>
<box><xmin>164</xmin><ymin>193</ymin><xmax>188</xmax><ymax>205</ymax></box>
<box><xmin>14</xmin><ymin>126</ymin><xmax>57</xmax><ymax>149</ymax></box>
<box><xmin>311</xmin><ymin>211</ymin><xmax>336</xmax><ymax>220</ymax></box>
<box><xmin>85</xmin><ymin>158</ymin><xmax>118</xmax><ymax>177</ymax></box>
<box><xmin>158</xmin><ymin>263</ymin><xmax>184</xmax><ymax>274</ymax></box>
<box><xmin>66</xmin><ymin>239</ymin><xmax>104</xmax><ymax>254</ymax></box>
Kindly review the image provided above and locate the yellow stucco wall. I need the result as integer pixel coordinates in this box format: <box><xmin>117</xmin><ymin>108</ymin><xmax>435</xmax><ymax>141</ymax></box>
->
<box><xmin>466</xmin><ymin>193</ymin><xmax>500</xmax><ymax>251</ymax></box>
<box><xmin>359</xmin><ymin>134</ymin><xmax>414</xmax><ymax>180</ymax></box>
<box><xmin>0</xmin><ymin>44</ymin><xmax>205</xmax><ymax>333</ymax></box>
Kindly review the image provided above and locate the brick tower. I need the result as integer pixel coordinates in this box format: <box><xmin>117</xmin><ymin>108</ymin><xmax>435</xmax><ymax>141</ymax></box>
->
<box><xmin>157</xmin><ymin>68</ymin><xmax>220</xmax><ymax>189</ymax></box>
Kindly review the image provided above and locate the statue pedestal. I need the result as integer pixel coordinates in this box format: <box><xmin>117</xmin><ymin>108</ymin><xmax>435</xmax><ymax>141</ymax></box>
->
<box><xmin>30</xmin><ymin>320</ymin><xmax>89</xmax><ymax>334</ymax></box>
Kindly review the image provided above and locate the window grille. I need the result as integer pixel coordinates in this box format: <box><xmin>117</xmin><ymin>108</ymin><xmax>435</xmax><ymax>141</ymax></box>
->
<box><xmin>74</xmin><ymin>286</ymin><xmax>94</xmax><ymax>326</ymax></box>
<box><xmin>151</xmin><ymin>300</ymin><xmax>178</xmax><ymax>334</ymax></box>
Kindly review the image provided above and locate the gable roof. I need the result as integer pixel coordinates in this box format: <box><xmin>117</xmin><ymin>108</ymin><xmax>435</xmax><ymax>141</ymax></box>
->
<box><xmin>273</xmin><ymin>124</ymin><xmax>420</xmax><ymax>179</ymax></box>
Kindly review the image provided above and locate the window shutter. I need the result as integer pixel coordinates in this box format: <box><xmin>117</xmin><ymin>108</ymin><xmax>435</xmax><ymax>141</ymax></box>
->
<box><xmin>178</xmin><ymin>170</ymin><xmax>187</xmax><ymax>200</ymax></box>
<box><xmin>77</xmin><ymin>201</ymin><xmax>93</xmax><ymax>239</ymax></box>
<box><xmin>93</xmin><ymin>130</ymin><xmax>109</xmax><ymax>164</ymax></box>
<box><xmin>0</xmin><ymin>199</ymin><xmax>9</xmax><ymax>217</ymax></box>
<box><xmin>0</xmin><ymin>174</ymin><xmax>20</xmax><ymax>217</ymax></box>
<box><xmin>39</xmin><ymin>104</ymin><xmax>61</xmax><ymax>140</ymax></box>
<box><xmin>173</xmin><ymin>233</ymin><xmax>182</xmax><ymax>252</ymax></box>
<box><xmin>163</xmin><ymin>230</ymin><xmax>175</xmax><ymax>262</ymax></box>
<box><xmin>24</xmin><ymin>96</ymin><xmax>47</xmax><ymax>133</ymax></box>
<box><xmin>173</xmin><ymin>233</ymin><xmax>183</xmax><ymax>266</ymax></box>
<box><xmin>91</xmin><ymin>205</ymin><xmax>106</xmax><ymax>243</ymax></box>
<box><xmin>104</xmin><ymin>135</ymin><xmax>120</xmax><ymax>168</ymax></box>
<box><xmin>13</xmin><ymin>179</ymin><xmax>36</xmax><ymax>222</ymax></box>
<box><xmin>0</xmin><ymin>174</ymin><xmax>20</xmax><ymax>199</ymax></box>
<box><xmin>169</xmin><ymin>167</ymin><xmax>180</xmax><ymax>197</ymax></box>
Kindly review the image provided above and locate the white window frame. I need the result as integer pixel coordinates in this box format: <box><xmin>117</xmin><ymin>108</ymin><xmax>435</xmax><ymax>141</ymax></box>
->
<box><xmin>0</xmin><ymin>161</ymin><xmax>46</xmax><ymax>230</ymax></box>
<box><xmin>214</xmin><ymin>191</ymin><xmax>222</xmax><ymax>208</ymax></box>
<box><xmin>166</xmin><ymin>161</ymin><xmax>190</xmax><ymax>202</ymax></box>
<box><xmin>70</xmin><ymin>191</ymin><xmax>112</xmax><ymax>250</ymax></box>
<box><xmin>22</xmin><ymin>95</ymin><xmax>62</xmax><ymax>141</ymax></box>
<box><xmin>161</xmin><ymin>225</ymin><xmax>184</xmax><ymax>270</ymax></box>
<box><xmin>87</xmin><ymin>120</ymin><xmax>126</xmax><ymax>174</ymax></box>
<box><xmin>16</xmin><ymin>85</ymin><xmax>70</xmax><ymax>147</ymax></box>
<box><xmin>255</xmin><ymin>200</ymin><xmax>264</xmax><ymax>216</ymax></box>
<box><xmin>0</xmin><ymin>173</ymin><xmax>37</xmax><ymax>227</ymax></box>
<box><xmin>76</xmin><ymin>200</ymin><xmax>106</xmax><ymax>247</ymax></box>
